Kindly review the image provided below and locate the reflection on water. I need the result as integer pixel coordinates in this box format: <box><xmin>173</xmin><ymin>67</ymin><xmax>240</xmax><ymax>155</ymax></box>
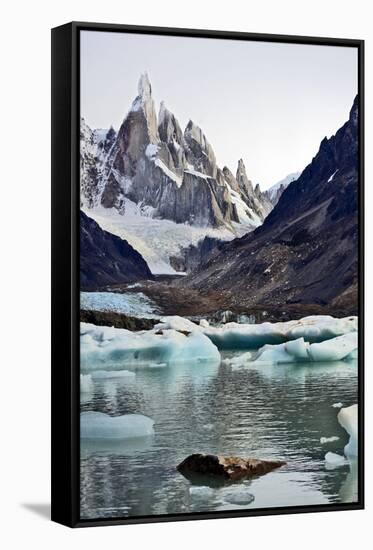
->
<box><xmin>80</xmin><ymin>355</ymin><xmax>358</xmax><ymax>519</ymax></box>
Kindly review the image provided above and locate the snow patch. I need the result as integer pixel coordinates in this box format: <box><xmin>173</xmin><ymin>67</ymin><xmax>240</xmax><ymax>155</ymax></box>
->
<box><xmin>328</xmin><ymin>169</ymin><xmax>339</xmax><ymax>183</ymax></box>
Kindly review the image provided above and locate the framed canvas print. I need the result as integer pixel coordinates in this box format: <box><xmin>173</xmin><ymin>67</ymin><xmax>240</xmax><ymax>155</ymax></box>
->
<box><xmin>51</xmin><ymin>22</ymin><xmax>364</xmax><ymax>527</ymax></box>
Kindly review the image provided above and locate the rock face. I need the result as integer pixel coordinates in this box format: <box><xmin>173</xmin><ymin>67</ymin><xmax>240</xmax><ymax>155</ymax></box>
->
<box><xmin>177</xmin><ymin>453</ymin><xmax>285</xmax><ymax>481</ymax></box>
<box><xmin>80</xmin><ymin>211</ymin><xmax>153</xmax><ymax>289</ymax></box>
<box><xmin>264</xmin><ymin>172</ymin><xmax>300</xmax><ymax>207</ymax></box>
<box><xmin>182</xmin><ymin>97</ymin><xmax>359</xmax><ymax>313</ymax></box>
<box><xmin>80</xmin><ymin>73</ymin><xmax>272</xmax><ymax>231</ymax></box>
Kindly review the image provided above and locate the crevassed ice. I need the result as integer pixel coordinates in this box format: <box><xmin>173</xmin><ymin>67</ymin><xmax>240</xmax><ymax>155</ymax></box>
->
<box><xmin>80</xmin><ymin>411</ymin><xmax>154</xmax><ymax>439</ymax></box>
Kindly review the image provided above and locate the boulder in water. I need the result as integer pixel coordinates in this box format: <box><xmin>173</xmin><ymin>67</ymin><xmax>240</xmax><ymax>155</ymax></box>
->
<box><xmin>177</xmin><ymin>453</ymin><xmax>285</xmax><ymax>481</ymax></box>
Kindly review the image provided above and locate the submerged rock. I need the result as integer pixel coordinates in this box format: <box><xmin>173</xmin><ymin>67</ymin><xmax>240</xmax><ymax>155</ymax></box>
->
<box><xmin>177</xmin><ymin>453</ymin><xmax>285</xmax><ymax>481</ymax></box>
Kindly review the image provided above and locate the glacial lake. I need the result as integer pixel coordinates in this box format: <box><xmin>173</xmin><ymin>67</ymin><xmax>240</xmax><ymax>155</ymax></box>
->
<box><xmin>80</xmin><ymin>354</ymin><xmax>358</xmax><ymax>519</ymax></box>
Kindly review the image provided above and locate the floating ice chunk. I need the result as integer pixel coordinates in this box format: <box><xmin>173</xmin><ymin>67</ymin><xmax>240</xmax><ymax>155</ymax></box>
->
<box><xmin>156</xmin><ymin>315</ymin><xmax>357</xmax><ymax>349</ymax></box>
<box><xmin>332</xmin><ymin>402</ymin><xmax>343</xmax><ymax>408</ymax></box>
<box><xmin>222</xmin><ymin>489</ymin><xmax>255</xmax><ymax>506</ymax></box>
<box><xmin>199</xmin><ymin>319</ymin><xmax>210</xmax><ymax>328</ymax></box>
<box><xmin>156</xmin><ymin>316</ymin><xmax>199</xmax><ymax>333</ymax></box>
<box><xmin>251</xmin><ymin>333</ymin><xmax>357</xmax><ymax>365</ymax></box>
<box><xmin>338</xmin><ymin>404</ymin><xmax>358</xmax><ymax>457</ymax></box>
<box><xmin>80</xmin><ymin>411</ymin><xmax>154</xmax><ymax>439</ymax></box>
<box><xmin>80</xmin><ymin>374</ymin><xmax>93</xmax><ymax>392</ymax></box>
<box><xmin>222</xmin><ymin>351</ymin><xmax>253</xmax><ymax>367</ymax></box>
<box><xmin>189</xmin><ymin>486</ymin><xmax>215</xmax><ymax>499</ymax></box>
<box><xmin>90</xmin><ymin>370</ymin><xmax>135</xmax><ymax>380</ymax></box>
<box><xmin>307</xmin><ymin>332</ymin><xmax>357</xmax><ymax>362</ymax></box>
<box><xmin>320</xmin><ymin>436</ymin><xmax>340</xmax><ymax>444</ymax></box>
<box><xmin>204</xmin><ymin>315</ymin><xmax>356</xmax><ymax>349</ymax></box>
<box><xmin>80</xmin><ymin>322</ymin><xmax>220</xmax><ymax>369</ymax></box>
<box><xmin>325</xmin><ymin>452</ymin><xmax>346</xmax><ymax>467</ymax></box>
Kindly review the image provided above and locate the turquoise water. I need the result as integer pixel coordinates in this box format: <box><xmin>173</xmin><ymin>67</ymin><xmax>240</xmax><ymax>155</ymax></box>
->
<box><xmin>80</xmin><ymin>354</ymin><xmax>358</xmax><ymax>519</ymax></box>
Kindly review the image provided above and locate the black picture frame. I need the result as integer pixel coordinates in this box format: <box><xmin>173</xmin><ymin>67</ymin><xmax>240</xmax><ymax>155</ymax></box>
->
<box><xmin>51</xmin><ymin>21</ymin><xmax>365</xmax><ymax>528</ymax></box>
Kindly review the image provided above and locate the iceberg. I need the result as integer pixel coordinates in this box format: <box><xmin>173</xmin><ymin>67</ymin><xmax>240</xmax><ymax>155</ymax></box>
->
<box><xmin>80</xmin><ymin>411</ymin><xmax>154</xmax><ymax>439</ymax></box>
<box><xmin>250</xmin><ymin>333</ymin><xmax>357</xmax><ymax>365</ymax></box>
<box><xmin>338</xmin><ymin>404</ymin><xmax>358</xmax><ymax>457</ymax></box>
<box><xmin>80</xmin><ymin>322</ymin><xmax>220</xmax><ymax>369</ymax></box>
<box><xmin>222</xmin><ymin>488</ymin><xmax>255</xmax><ymax>506</ymax></box>
<box><xmin>157</xmin><ymin>315</ymin><xmax>357</xmax><ymax>350</ymax></box>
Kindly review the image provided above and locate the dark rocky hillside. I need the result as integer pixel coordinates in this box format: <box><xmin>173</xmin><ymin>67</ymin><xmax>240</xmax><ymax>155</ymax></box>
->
<box><xmin>181</xmin><ymin>97</ymin><xmax>359</xmax><ymax>314</ymax></box>
<box><xmin>80</xmin><ymin>211</ymin><xmax>153</xmax><ymax>290</ymax></box>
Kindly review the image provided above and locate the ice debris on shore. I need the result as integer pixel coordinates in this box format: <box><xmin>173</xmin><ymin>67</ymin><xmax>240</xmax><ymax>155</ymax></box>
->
<box><xmin>157</xmin><ymin>315</ymin><xmax>357</xmax><ymax>350</ymax></box>
<box><xmin>338</xmin><ymin>404</ymin><xmax>358</xmax><ymax>457</ymax></box>
<box><xmin>80</xmin><ymin>411</ymin><xmax>154</xmax><ymax>439</ymax></box>
<box><xmin>80</xmin><ymin>322</ymin><xmax>220</xmax><ymax>369</ymax></box>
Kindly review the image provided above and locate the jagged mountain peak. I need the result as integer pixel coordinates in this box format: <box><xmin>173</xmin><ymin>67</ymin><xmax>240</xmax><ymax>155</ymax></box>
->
<box><xmin>137</xmin><ymin>72</ymin><xmax>152</xmax><ymax>100</ymax></box>
<box><xmin>80</xmin><ymin>75</ymin><xmax>274</xmax><ymax>232</ymax></box>
<box><xmin>236</xmin><ymin>158</ymin><xmax>253</xmax><ymax>193</ymax></box>
<box><xmin>254</xmin><ymin>183</ymin><xmax>261</xmax><ymax>197</ymax></box>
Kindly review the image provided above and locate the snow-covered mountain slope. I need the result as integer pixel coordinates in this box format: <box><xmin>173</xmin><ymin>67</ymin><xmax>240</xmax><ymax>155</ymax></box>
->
<box><xmin>264</xmin><ymin>172</ymin><xmax>300</xmax><ymax>206</ymax></box>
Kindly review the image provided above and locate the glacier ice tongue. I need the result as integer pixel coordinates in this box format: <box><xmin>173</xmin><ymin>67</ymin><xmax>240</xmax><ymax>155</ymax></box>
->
<box><xmin>338</xmin><ymin>404</ymin><xmax>358</xmax><ymax>457</ymax></box>
<box><xmin>80</xmin><ymin>411</ymin><xmax>154</xmax><ymax>439</ymax></box>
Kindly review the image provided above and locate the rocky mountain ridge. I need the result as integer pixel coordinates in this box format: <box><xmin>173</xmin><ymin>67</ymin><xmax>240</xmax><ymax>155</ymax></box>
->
<box><xmin>181</xmin><ymin>97</ymin><xmax>359</xmax><ymax>313</ymax></box>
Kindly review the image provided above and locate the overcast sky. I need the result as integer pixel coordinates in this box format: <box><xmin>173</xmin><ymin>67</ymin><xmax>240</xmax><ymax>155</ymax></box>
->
<box><xmin>81</xmin><ymin>30</ymin><xmax>358</xmax><ymax>189</ymax></box>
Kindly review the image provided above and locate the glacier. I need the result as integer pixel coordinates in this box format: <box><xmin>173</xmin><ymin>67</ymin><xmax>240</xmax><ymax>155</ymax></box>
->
<box><xmin>80</xmin><ymin>411</ymin><xmax>154</xmax><ymax>439</ymax></box>
<box><xmin>80</xmin><ymin>291</ymin><xmax>160</xmax><ymax>318</ymax></box>
<box><xmin>338</xmin><ymin>404</ymin><xmax>358</xmax><ymax>457</ymax></box>
<box><xmin>82</xmin><ymin>204</ymin><xmax>240</xmax><ymax>275</ymax></box>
